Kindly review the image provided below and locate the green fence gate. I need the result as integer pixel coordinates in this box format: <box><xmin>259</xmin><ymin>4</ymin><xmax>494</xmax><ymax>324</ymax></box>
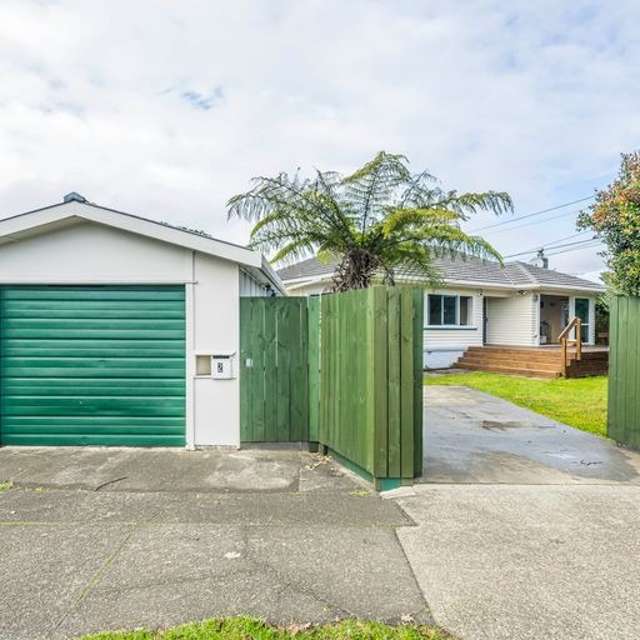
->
<box><xmin>318</xmin><ymin>287</ymin><xmax>423</xmax><ymax>488</ymax></box>
<box><xmin>239</xmin><ymin>287</ymin><xmax>424</xmax><ymax>488</ymax></box>
<box><xmin>239</xmin><ymin>297</ymin><xmax>309</xmax><ymax>442</ymax></box>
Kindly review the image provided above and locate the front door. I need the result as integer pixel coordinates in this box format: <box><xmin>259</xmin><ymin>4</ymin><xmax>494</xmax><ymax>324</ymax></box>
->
<box><xmin>575</xmin><ymin>298</ymin><xmax>590</xmax><ymax>343</ymax></box>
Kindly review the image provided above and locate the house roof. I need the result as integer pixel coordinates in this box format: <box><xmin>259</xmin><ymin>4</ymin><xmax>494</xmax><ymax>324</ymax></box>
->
<box><xmin>0</xmin><ymin>194</ymin><xmax>286</xmax><ymax>294</ymax></box>
<box><xmin>277</xmin><ymin>254</ymin><xmax>604</xmax><ymax>293</ymax></box>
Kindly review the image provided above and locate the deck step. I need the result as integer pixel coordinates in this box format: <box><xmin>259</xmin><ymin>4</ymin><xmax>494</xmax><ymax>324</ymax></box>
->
<box><xmin>456</xmin><ymin>361</ymin><xmax>560</xmax><ymax>378</ymax></box>
<box><xmin>458</xmin><ymin>355</ymin><xmax>561</xmax><ymax>371</ymax></box>
<box><xmin>453</xmin><ymin>345</ymin><xmax>608</xmax><ymax>378</ymax></box>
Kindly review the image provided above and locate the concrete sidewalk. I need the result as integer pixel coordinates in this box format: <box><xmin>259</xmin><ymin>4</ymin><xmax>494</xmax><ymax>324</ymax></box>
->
<box><xmin>389</xmin><ymin>385</ymin><xmax>640</xmax><ymax>640</ymax></box>
<box><xmin>395</xmin><ymin>483</ymin><xmax>640</xmax><ymax>640</ymax></box>
<box><xmin>0</xmin><ymin>448</ymin><xmax>431</xmax><ymax>640</ymax></box>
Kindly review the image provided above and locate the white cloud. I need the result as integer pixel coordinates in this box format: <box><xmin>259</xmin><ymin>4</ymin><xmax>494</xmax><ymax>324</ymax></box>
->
<box><xmin>1</xmin><ymin>0</ymin><xmax>639</xmax><ymax>276</ymax></box>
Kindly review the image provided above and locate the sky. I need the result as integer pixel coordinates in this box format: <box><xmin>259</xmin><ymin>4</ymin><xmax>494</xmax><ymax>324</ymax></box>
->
<box><xmin>1</xmin><ymin>1</ymin><xmax>639</xmax><ymax>281</ymax></box>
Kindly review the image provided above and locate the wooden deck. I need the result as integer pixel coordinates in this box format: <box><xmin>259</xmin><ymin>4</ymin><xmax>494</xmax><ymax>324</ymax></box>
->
<box><xmin>455</xmin><ymin>345</ymin><xmax>609</xmax><ymax>378</ymax></box>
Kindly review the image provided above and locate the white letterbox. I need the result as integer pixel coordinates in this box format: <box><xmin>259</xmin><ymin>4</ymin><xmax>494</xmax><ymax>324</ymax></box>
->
<box><xmin>211</xmin><ymin>353</ymin><xmax>235</xmax><ymax>379</ymax></box>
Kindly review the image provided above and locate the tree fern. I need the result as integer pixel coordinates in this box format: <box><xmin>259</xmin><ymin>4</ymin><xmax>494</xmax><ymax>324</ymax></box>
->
<box><xmin>228</xmin><ymin>151</ymin><xmax>513</xmax><ymax>291</ymax></box>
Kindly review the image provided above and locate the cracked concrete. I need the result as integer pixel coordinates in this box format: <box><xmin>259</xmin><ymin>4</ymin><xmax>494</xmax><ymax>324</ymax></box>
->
<box><xmin>0</xmin><ymin>449</ymin><xmax>430</xmax><ymax>640</ymax></box>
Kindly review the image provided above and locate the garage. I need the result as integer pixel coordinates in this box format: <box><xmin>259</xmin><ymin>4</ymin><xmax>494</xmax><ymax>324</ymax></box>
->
<box><xmin>0</xmin><ymin>193</ymin><xmax>284</xmax><ymax>448</ymax></box>
<box><xmin>0</xmin><ymin>285</ymin><xmax>186</xmax><ymax>446</ymax></box>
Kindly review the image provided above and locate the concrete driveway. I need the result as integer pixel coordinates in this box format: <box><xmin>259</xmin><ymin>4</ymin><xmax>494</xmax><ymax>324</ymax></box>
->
<box><xmin>0</xmin><ymin>447</ymin><xmax>431</xmax><ymax>640</ymax></box>
<box><xmin>422</xmin><ymin>385</ymin><xmax>640</xmax><ymax>485</ymax></box>
<box><xmin>390</xmin><ymin>385</ymin><xmax>640</xmax><ymax>640</ymax></box>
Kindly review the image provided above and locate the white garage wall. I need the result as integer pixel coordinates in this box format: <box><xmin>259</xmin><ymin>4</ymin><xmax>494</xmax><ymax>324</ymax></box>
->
<box><xmin>192</xmin><ymin>253</ymin><xmax>241</xmax><ymax>447</ymax></box>
<box><xmin>0</xmin><ymin>221</ymin><xmax>193</xmax><ymax>282</ymax></box>
<box><xmin>0</xmin><ymin>220</ymin><xmax>243</xmax><ymax>448</ymax></box>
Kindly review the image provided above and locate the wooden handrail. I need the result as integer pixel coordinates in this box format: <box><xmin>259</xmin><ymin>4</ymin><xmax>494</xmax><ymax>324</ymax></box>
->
<box><xmin>558</xmin><ymin>316</ymin><xmax>578</xmax><ymax>341</ymax></box>
<box><xmin>558</xmin><ymin>316</ymin><xmax>582</xmax><ymax>376</ymax></box>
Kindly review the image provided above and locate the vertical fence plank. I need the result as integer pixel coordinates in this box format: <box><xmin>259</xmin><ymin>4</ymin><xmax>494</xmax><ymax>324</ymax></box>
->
<box><xmin>413</xmin><ymin>288</ymin><xmax>424</xmax><ymax>476</ymax></box>
<box><xmin>372</xmin><ymin>287</ymin><xmax>389</xmax><ymax>478</ymax></box>
<box><xmin>253</xmin><ymin>299</ymin><xmax>267</xmax><ymax>442</ymax></box>
<box><xmin>608</xmin><ymin>295</ymin><xmax>640</xmax><ymax>450</ymax></box>
<box><xmin>277</xmin><ymin>301</ymin><xmax>290</xmax><ymax>440</ymax></box>
<box><xmin>387</xmin><ymin>288</ymin><xmax>401</xmax><ymax>477</ymax></box>
<box><xmin>263</xmin><ymin>300</ymin><xmax>278</xmax><ymax>441</ymax></box>
<box><xmin>400</xmin><ymin>287</ymin><xmax>415</xmax><ymax>479</ymax></box>
<box><xmin>308</xmin><ymin>296</ymin><xmax>320</xmax><ymax>443</ymax></box>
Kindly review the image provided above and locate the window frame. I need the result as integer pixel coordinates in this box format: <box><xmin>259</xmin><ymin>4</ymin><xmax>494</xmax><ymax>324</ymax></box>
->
<box><xmin>426</xmin><ymin>293</ymin><xmax>474</xmax><ymax>328</ymax></box>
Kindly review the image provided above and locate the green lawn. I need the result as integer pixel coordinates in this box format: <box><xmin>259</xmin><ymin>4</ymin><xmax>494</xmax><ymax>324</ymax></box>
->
<box><xmin>425</xmin><ymin>372</ymin><xmax>608</xmax><ymax>437</ymax></box>
<box><xmin>80</xmin><ymin>618</ymin><xmax>451</xmax><ymax>640</ymax></box>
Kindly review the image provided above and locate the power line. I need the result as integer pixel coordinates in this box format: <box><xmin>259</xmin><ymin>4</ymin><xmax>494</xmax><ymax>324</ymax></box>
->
<box><xmin>504</xmin><ymin>233</ymin><xmax>596</xmax><ymax>259</ymax></box>
<box><xmin>545</xmin><ymin>241</ymin><xmax>603</xmax><ymax>257</ymax></box>
<box><xmin>469</xmin><ymin>195</ymin><xmax>594</xmax><ymax>233</ymax></box>
<box><xmin>479</xmin><ymin>207</ymin><xmax>583</xmax><ymax>235</ymax></box>
<box><xmin>543</xmin><ymin>230</ymin><xmax>593</xmax><ymax>248</ymax></box>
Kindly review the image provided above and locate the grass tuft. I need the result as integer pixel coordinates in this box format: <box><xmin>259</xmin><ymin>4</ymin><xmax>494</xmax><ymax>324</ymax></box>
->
<box><xmin>79</xmin><ymin>617</ymin><xmax>452</xmax><ymax>640</ymax></box>
<box><xmin>0</xmin><ymin>480</ymin><xmax>13</xmax><ymax>493</ymax></box>
<box><xmin>425</xmin><ymin>372</ymin><xmax>607</xmax><ymax>437</ymax></box>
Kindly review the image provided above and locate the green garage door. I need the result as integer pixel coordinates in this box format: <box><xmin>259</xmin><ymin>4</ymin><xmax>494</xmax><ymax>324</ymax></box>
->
<box><xmin>0</xmin><ymin>286</ymin><xmax>186</xmax><ymax>446</ymax></box>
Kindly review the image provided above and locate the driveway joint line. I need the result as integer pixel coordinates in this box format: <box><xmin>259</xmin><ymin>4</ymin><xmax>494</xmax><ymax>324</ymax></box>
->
<box><xmin>52</xmin><ymin>509</ymin><xmax>162</xmax><ymax>633</ymax></box>
<box><xmin>391</xmin><ymin>520</ymin><xmax>436</xmax><ymax>624</ymax></box>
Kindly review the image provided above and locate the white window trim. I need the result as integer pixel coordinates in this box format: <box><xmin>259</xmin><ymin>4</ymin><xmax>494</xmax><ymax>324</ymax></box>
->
<box><xmin>426</xmin><ymin>294</ymin><xmax>475</xmax><ymax>329</ymax></box>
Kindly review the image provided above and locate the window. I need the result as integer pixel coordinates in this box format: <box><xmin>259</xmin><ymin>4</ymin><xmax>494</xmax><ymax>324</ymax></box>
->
<box><xmin>459</xmin><ymin>296</ymin><xmax>470</xmax><ymax>326</ymax></box>
<box><xmin>574</xmin><ymin>297</ymin><xmax>590</xmax><ymax>343</ymax></box>
<box><xmin>427</xmin><ymin>294</ymin><xmax>473</xmax><ymax>326</ymax></box>
<box><xmin>428</xmin><ymin>295</ymin><xmax>442</xmax><ymax>325</ymax></box>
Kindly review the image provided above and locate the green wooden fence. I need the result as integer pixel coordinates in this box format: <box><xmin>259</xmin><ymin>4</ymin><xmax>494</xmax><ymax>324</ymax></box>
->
<box><xmin>318</xmin><ymin>287</ymin><xmax>423</xmax><ymax>488</ymax></box>
<box><xmin>239</xmin><ymin>298</ymin><xmax>308</xmax><ymax>442</ymax></box>
<box><xmin>239</xmin><ymin>287</ymin><xmax>424</xmax><ymax>487</ymax></box>
<box><xmin>608</xmin><ymin>295</ymin><xmax>640</xmax><ymax>449</ymax></box>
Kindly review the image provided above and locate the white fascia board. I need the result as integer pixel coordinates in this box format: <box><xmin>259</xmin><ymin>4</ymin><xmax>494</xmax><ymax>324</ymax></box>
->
<box><xmin>280</xmin><ymin>273</ymin><xmax>333</xmax><ymax>286</ymax></box>
<box><xmin>536</xmin><ymin>284</ymin><xmax>605</xmax><ymax>294</ymax></box>
<box><xmin>409</xmin><ymin>277</ymin><xmax>604</xmax><ymax>294</ymax></box>
<box><xmin>0</xmin><ymin>201</ymin><xmax>261</xmax><ymax>268</ymax></box>
<box><xmin>281</xmin><ymin>274</ymin><xmax>604</xmax><ymax>295</ymax></box>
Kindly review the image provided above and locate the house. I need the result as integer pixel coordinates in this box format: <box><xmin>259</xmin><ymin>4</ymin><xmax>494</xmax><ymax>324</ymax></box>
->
<box><xmin>277</xmin><ymin>254</ymin><xmax>606</xmax><ymax>373</ymax></box>
<box><xmin>0</xmin><ymin>193</ymin><xmax>284</xmax><ymax>448</ymax></box>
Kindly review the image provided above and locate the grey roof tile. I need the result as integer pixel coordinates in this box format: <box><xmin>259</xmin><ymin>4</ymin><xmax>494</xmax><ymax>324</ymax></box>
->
<box><xmin>276</xmin><ymin>254</ymin><xmax>603</xmax><ymax>292</ymax></box>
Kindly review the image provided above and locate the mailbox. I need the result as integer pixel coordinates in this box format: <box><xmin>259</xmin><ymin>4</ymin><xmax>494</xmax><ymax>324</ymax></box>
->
<box><xmin>195</xmin><ymin>352</ymin><xmax>236</xmax><ymax>379</ymax></box>
<box><xmin>212</xmin><ymin>353</ymin><xmax>235</xmax><ymax>379</ymax></box>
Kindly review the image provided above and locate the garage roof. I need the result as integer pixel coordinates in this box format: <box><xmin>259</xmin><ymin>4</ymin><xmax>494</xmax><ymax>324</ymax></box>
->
<box><xmin>0</xmin><ymin>194</ymin><xmax>285</xmax><ymax>294</ymax></box>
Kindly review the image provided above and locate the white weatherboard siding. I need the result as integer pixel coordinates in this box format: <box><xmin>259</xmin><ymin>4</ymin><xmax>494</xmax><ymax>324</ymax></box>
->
<box><xmin>424</xmin><ymin>289</ymin><xmax>483</xmax><ymax>368</ymax></box>
<box><xmin>239</xmin><ymin>269</ymin><xmax>271</xmax><ymax>297</ymax></box>
<box><xmin>485</xmin><ymin>293</ymin><xmax>538</xmax><ymax>346</ymax></box>
<box><xmin>0</xmin><ymin>220</ymin><xmax>243</xmax><ymax>447</ymax></box>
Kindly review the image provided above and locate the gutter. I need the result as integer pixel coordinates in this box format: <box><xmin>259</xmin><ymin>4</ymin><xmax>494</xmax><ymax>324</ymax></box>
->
<box><xmin>282</xmin><ymin>274</ymin><xmax>604</xmax><ymax>295</ymax></box>
<box><xmin>259</xmin><ymin>255</ymin><xmax>288</xmax><ymax>295</ymax></box>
